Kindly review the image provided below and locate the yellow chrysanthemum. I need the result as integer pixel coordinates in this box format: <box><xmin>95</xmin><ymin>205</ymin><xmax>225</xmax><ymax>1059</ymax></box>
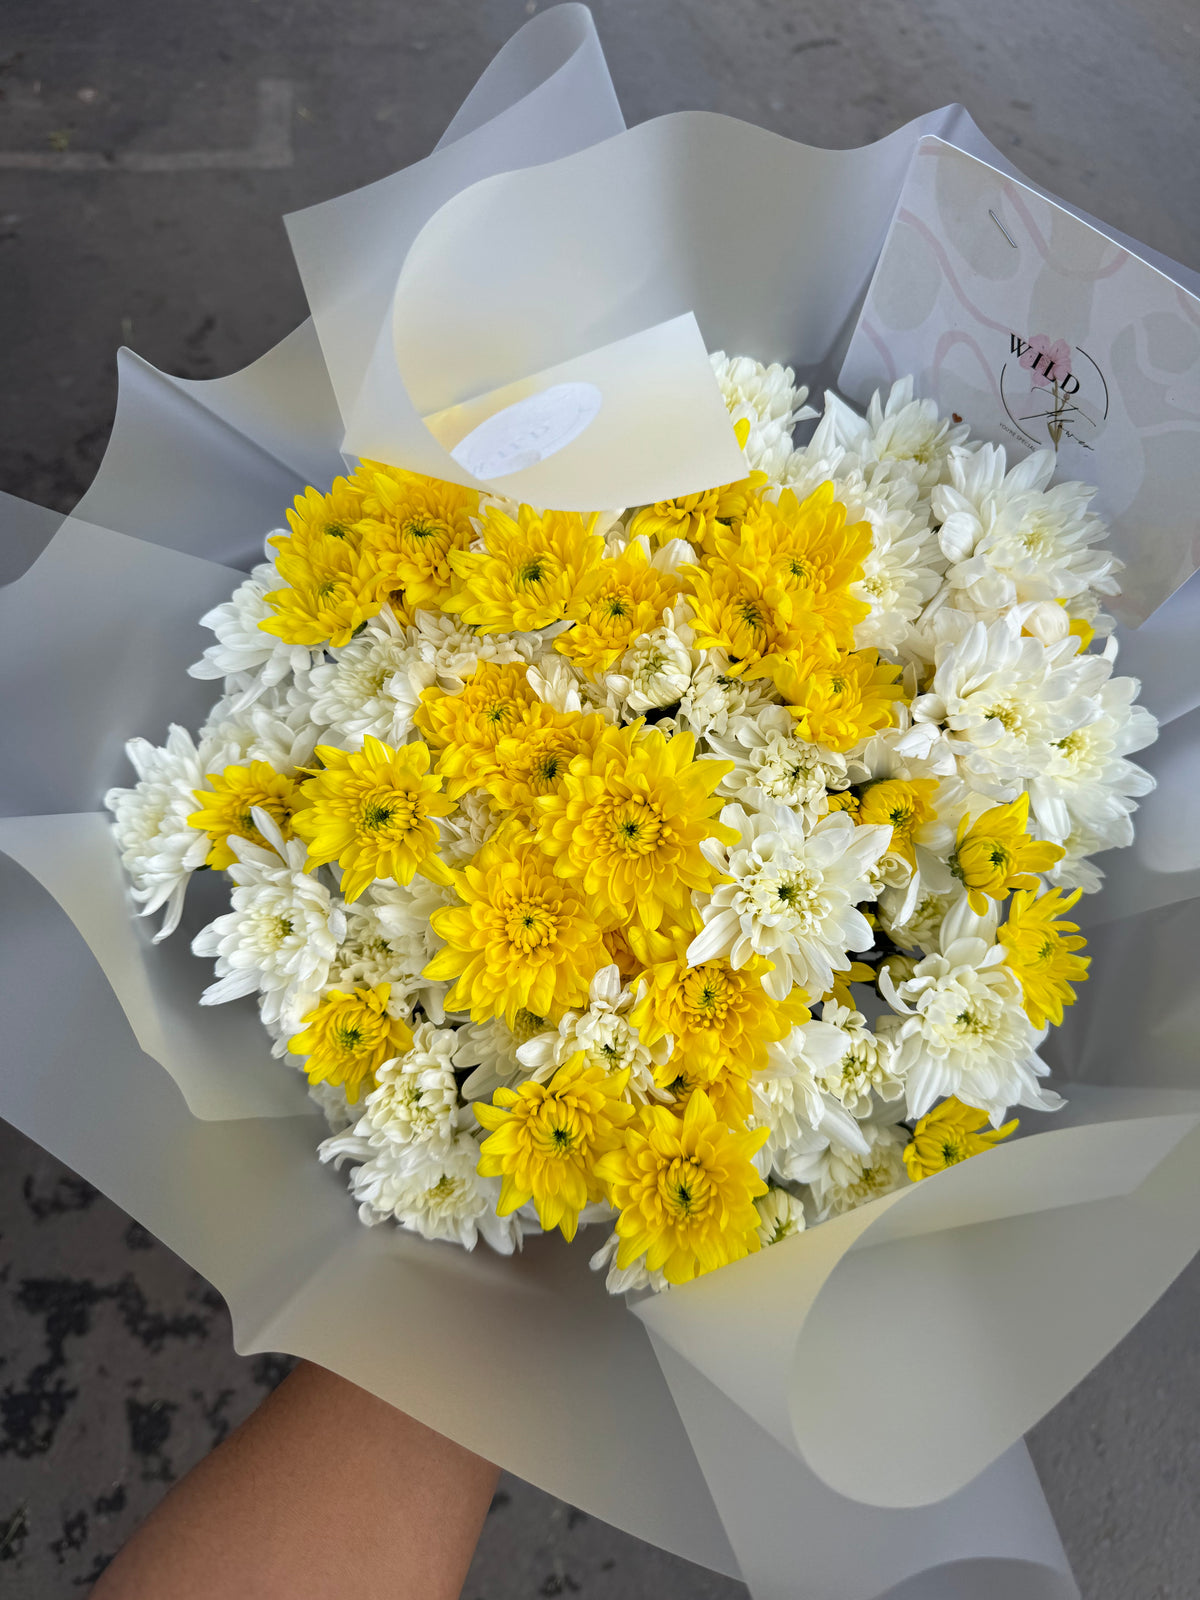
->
<box><xmin>260</xmin><ymin>535</ymin><xmax>388</xmax><ymax>649</ymax></box>
<box><xmin>508</xmin><ymin>1007</ymin><xmax>551</xmax><ymax>1046</ymax></box>
<box><xmin>443</xmin><ymin>503</ymin><xmax>605</xmax><ymax>633</ymax></box>
<box><xmin>281</xmin><ymin>470</ymin><xmax>366</xmax><ymax>553</ymax></box>
<box><xmin>602</xmin><ymin>925</ymin><xmax>642</xmax><ymax>982</ymax></box>
<box><xmin>627</xmin><ymin>469</ymin><xmax>765</xmax><ymax>558</ymax></box>
<box><xmin>903</xmin><ymin>1097</ymin><xmax>1018</xmax><ymax>1182</ymax></box>
<box><xmin>721</xmin><ymin>481</ymin><xmax>872</xmax><ymax>652</ymax></box>
<box><xmin>595</xmin><ymin>1091</ymin><xmax>769</xmax><ymax>1285</ymax></box>
<box><xmin>622</xmin><ymin>906</ymin><xmax>703</xmax><ymax>971</ymax></box>
<box><xmin>287</xmin><ymin>984</ymin><xmax>413</xmax><ymax>1104</ymax></box>
<box><xmin>291</xmin><ymin>736</ymin><xmax>453</xmax><ymax>902</ymax></box>
<box><xmin>632</xmin><ymin>951</ymin><xmax>810</xmax><ymax>1085</ymax></box>
<box><xmin>415</xmin><ymin>661</ymin><xmax>540</xmax><ymax>800</ymax></box>
<box><xmin>773</xmin><ymin>649</ymin><xmax>905</xmax><ymax>751</ymax></box>
<box><xmin>189</xmin><ymin>761</ymin><xmax>305</xmax><ymax>870</ymax></box>
<box><xmin>476</xmin><ymin>705</ymin><xmax>606</xmax><ymax>816</ymax></box>
<box><xmin>535</xmin><ymin>724</ymin><xmax>735</xmax><ymax>932</ymax></box>
<box><xmin>424</xmin><ymin>820</ymin><xmax>609</xmax><ymax>1026</ymax></box>
<box><xmin>826</xmin><ymin>791</ymin><xmax>860</xmax><ymax>815</ymax></box>
<box><xmin>555</xmin><ymin>542</ymin><xmax>682</xmax><ymax>677</ymax></box>
<box><xmin>857</xmin><ymin>777</ymin><xmax>939</xmax><ymax>868</ymax></box>
<box><xmin>277</xmin><ymin>476</ymin><xmax>367</xmax><ymax>563</ymax></box>
<box><xmin>951</xmin><ymin>794</ymin><xmax>1065</xmax><ymax>915</ymax></box>
<box><xmin>474</xmin><ymin>1054</ymin><xmax>635</xmax><ymax>1240</ymax></box>
<box><xmin>683</xmin><ymin>561</ymin><xmax>829</xmax><ymax>680</ymax></box>
<box><xmin>658</xmin><ymin>1057</ymin><xmax>755</xmax><ymax>1129</ymax></box>
<box><xmin>998</xmin><ymin>885</ymin><xmax>1089</xmax><ymax>1027</ymax></box>
<box><xmin>352</xmin><ymin>461</ymin><xmax>480</xmax><ymax>611</ymax></box>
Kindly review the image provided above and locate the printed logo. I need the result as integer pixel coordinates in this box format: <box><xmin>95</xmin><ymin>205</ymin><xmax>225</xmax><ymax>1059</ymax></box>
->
<box><xmin>999</xmin><ymin>333</ymin><xmax>1109</xmax><ymax>452</ymax></box>
<box><xmin>449</xmin><ymin>382</ymin><xmax>603</xmax><ymax>480</ymax></box>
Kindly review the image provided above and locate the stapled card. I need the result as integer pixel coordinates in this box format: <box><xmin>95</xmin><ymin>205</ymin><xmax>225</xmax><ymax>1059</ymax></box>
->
<box><xmin>840</xmin><ymin>135</ymin><xmax>1200</xmax><ymax>625</ymax></box>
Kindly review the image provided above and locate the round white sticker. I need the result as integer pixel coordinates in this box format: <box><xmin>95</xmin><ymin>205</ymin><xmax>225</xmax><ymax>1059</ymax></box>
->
<box><xmin>449</xmin><ymin>381</ymin><xmax>603</xmax><ymax>480</ymax></box>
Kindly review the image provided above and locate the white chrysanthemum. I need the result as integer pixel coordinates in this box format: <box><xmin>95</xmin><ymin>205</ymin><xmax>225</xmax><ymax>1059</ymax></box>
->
<box><xmin>879</xmin><ymin>898</ymin><xmax>1061</xmax><ymax>1124</ymax></box>
<box><xmin>458</xmin><ymin>1009</ymin><xmax>549</xmax><ymax>1102</ymax></box>
<box><xmin>849</xmin><ymin>715</ymin><xmax>962</xmax><ymax>787</ymax></box>
<box><xmin>798</xmin><ymin>463</ymin><xmax>948</xmax><ymax>653</ymax></box>
<box><xmin>776</xmin><ymin>438</ymin><xmax>847</xmax><ymax>501</ymax></box>
<box><xmin>895</xmin><ymin>594</ymin><xmax>966</xmax><ymax>673</ymax></box>
<box><xmin>1026</xmin><ymin>661</ymin><xmax>1156</xmax><ymax>844</ymax></box>
<box><xmin>710</xmin><ymin>350</ymin><xmax>816</xmax><ymax>479</ymax></box>
<box><xmin>755</xmin><ymin>1186</ymin><xmax>807</xmax><ymax>1245</ymax></box>
<box><xmin>104</xmin><ymin>724</ymin><xmax>229</xmax><ymax>941</ymax></box>
<box><xmin>707</xmin><ymin>706</ymin><xmax>848</xmax><ymax>822</ymax></box>
<box><xmin>934</xmin><ymin>445</ymin><xmax>1121</xmax><ymax>612</ymax></box>
<box><xmin>854</xmin><ymin>522</ymin><xmax>945</xmax><ymax>652</ymax></box>
<box><xmin>320</xmin><ymin>1127</ymin><xmax>523</xmax><ymax>1251</ymax></box>
<box><xmin>832</xmin><ymin>456</ymin><xmax>928</xmax><ymax>529</ymax></box>
<box><xmin>911</xmin><ymin>612</ymin><xmax>1093</xmax><ymax>796</ymax></box>
<box><xmin>334</xmin><ymin>877</ymin><xmax>454</xmax><ymax>1021</ymax></box>
<box><xmin>863</xmin><ymin>852</ymin><xmax>914</xmax><ymax>905</ymax></box>
<box><xmin>409</xmin><ymin>608</ymin><xmax>536</xmax><ymax>679</ymax></box>
<box><xmin>188</xmin><ymin>557</ymin><xmax>321</xmax><ymax>709</ymax></box>
<box><xmin>528</xmin><ymin>652</ymin><xmax>623</xmax><ymax>721</ymax></box>
<box><xmin>604</xmin><ymin>608</ymin><xmax>694</xmax><ymax>717</ymax></box>
<box><xmin>436</xmin><ymin>788</ymin><xmax>499</xmax><ymax>870</ymax></box>
<box><xmin>200</xmin><ymin>690</ymin><xmax>318</xmax><ymax>774</ymax></box>
<box><xmin>774</xmin><ymin>441</ymin><xmax>851</xmax><ymax>502</ymax></box>
<box><xmin>810</xmin><ymin>380</ymin><xmax>971</xmax><ymax>495</ymax></box>
<box><xmin>671</xmin><ymin>651</ymin><xmax>777</xmax><ymax>740</ymax></box>
<box><xmin>589</xmin><ymin>1226</ymin><xmax>668</xmax><ymax>1295</ymax></box>
<box><xmin>345</xmin><ymin>1022</ymin><xmax>462</xmax><ymax>1151</ymax></box>
<box><xmin>1015</xmin><ymin>598</ymin><xmax>1107</xmax><ymax>653</ymax></box>
<box><xmin>689</xmin><ymin>805</ymin><xmax>890</xmax><ymax>1001</ymax></box>
<box><xmin>298</xmin><ymin>607</ymin><xmax>422</xmax><ymax>747</ymax></box>
<box><xmin>297</xmin><ymin>607</ymin><xmax>530</xmax><ymax>750</ymax></box>
<box><xmin>751</xmin><ymin>1020</ymin><xmax>869</xmax><ymax>1182</ymax></box>
<box><xmin>1042</xmin><ymin>821</ymin><xmax>1109</xmax><ymax>894</ymax></box>
<box><xmin>877</xmin><ymin>884</ymin><xmax>961</xmax><ymax>954</ymax></box>
<box><xmin>601</xmin><ymin>514</ymin><xmax>635</xmax><ymax>558</ymax></box>
<box><xmin>644</xmin><ymin>535</ymin><xmax>700</xmax><ymax>576</ymax></box>
<box><xmin>878</xmin><ymin>952</ymin><xmax>920</xmax><ymax>992</ymax></box>
<box><xmin>607</xmin><ymin>611</ymin><xmax>780</xmax><ymax>738</ymax></box>
<box><xmin>810</xmin><ymin>1001</ymin><xmax>905</xmax><ymax>1115</ymax></box>
<box><xmin>805</xmin><ymin>1118</ymin><xmax>910</xmax><ymax>1219</ymax></box>
<box><xmin>516</xmin><ymin>965</ymin><xmax>672</xmax><ymax>1102</ymax></box>
<box><xmin>191</xmin><ymin>811</ymin><xmax>346</xmax><ymax>1028</ymax></box>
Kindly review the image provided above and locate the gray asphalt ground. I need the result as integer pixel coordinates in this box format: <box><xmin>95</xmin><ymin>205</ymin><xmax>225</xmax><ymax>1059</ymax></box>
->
<box><xmin>2</xmin><ymin>2</ymin><xmax>1200</xmax><ymax>1595</ymax></box>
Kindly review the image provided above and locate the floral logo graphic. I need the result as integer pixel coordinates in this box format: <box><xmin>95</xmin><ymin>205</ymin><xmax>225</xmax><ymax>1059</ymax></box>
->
<box><xmin>1019</xmin><ymin>334</ymin><xmax>1073</xmax><ymax>391</ymax></box>
<box><xmin>1000</xmin><ymin>333</ymin><xmax>1109</xmax><ymax>452</ymax></box>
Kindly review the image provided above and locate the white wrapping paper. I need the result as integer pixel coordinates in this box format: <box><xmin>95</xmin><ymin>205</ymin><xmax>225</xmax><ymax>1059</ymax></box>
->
<box><xmin>5</xmin><ymin>8</ymin><xmax>1200</xmax><ymax>1595</ymax></box>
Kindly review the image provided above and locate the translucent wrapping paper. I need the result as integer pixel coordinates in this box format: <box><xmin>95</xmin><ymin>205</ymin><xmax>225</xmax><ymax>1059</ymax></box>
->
<box><xmin>4</xmin><ymin>8</ymin><xmax>1200</xmax><ymax>1596</ymax></box>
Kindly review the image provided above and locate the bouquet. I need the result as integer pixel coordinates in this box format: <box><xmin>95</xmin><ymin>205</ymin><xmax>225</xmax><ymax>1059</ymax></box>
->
<box><xmin>5</xmin><ymin>8</ymin><xmax>1200</xmax><ymax>1596</ymax></box>
<box><xmin>103</xmin><ymin>364</ymin><xmax>1154</xmax><ymax>1296</ymax></box>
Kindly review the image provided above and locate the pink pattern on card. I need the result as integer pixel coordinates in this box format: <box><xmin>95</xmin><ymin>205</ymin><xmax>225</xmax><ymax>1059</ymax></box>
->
<box><xmin>1003</xmin><ymin>181</ymin><xmax>1129</xmax><ymax>280</ymax></box>
<box><xmin>1020</xmin><ymin>334</ymin><xmax>1073</xmax><ymax>390</ymax></box>
<box><xmin>859</xmin><ymin>319</ymin><xmax>899</xmax><ymax>388</ymax></box>
<box><xmin>931</xmin><ymin>328</ymin><xmax>1003</xmax><ymax>404</ymax></box>
<box><xmin>897</xmin><ymin>210</ymin><xmax>1011</xmax><ymax>335</ymax></box>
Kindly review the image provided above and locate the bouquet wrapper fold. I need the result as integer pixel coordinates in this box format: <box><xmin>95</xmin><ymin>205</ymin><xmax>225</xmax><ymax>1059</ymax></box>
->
<box><xmin>5</xmin><ymin>7</ymin><xmax>1200</xmax><ymax>1595</ymax></box>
